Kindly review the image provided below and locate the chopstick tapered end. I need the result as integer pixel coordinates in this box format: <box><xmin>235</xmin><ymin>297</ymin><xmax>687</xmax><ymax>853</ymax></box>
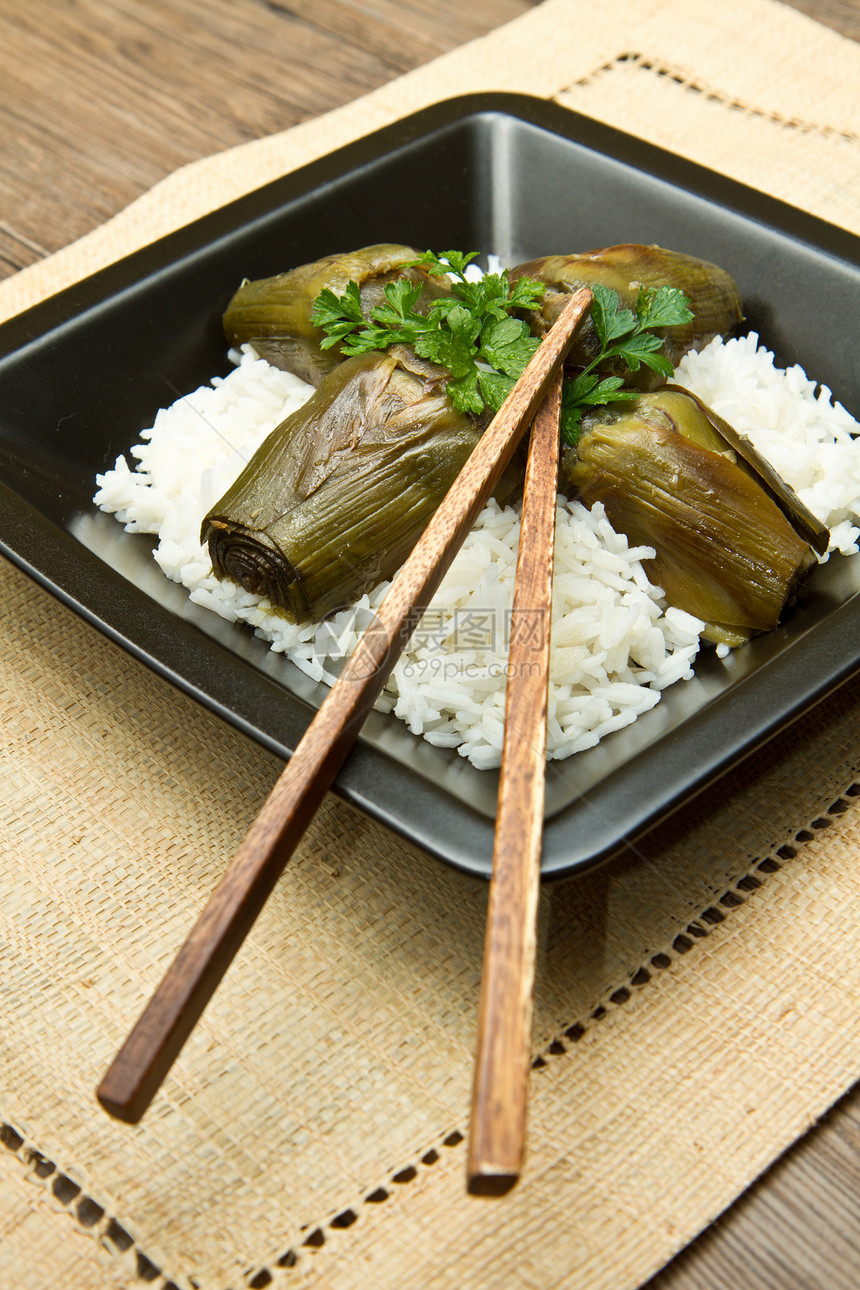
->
<box><xmin>466</xmin><ymin>1168</ymin><xmax>520</xmax><ymax>1197</ymax></box>
<box><xmin>96</xmin><ymin>1091</ymin><xmax>144</xmax><ymax>1125</ymax></box>
<box><xmin>97</xmin><ymin>1052</ymin><xmax>163</xmax><ymax>1124</ymax></box>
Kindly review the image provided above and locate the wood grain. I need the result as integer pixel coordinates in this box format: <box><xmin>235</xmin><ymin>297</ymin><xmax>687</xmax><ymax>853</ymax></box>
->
<box><xmin>96</xmin><ymin>289</ymin><xmax>592</xmax><ymax>1125</ymax></box>
<box><xmin>644</xmin><ymin>1084</ymin><xmax>860</xmax><ymax>1290</ymax></box>
<box><xmin>467</xmin><ymin>370</ymin><xmax>561</xmax><ymax>1195</ymax></box>
<box><xmin>780</xmin><ymin>0</ymin><xmax>860</xmax><ymax>41</ymax></box>
<box><xmin>0</xmin><ymin>0</ymin><xmax>540</xmax><ymax>277</ymax></box>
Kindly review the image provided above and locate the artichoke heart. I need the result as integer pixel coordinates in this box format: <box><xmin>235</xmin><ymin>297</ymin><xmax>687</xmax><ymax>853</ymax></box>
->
<box><xmin>201</xmin><ymin>351</ymin><xmax>482</xmax><ymax>622</ymax></box>
<box><xmin>511</xmin><ymin>245</ymin><xmax>743</xmax><ymax>389</ymax></box>
<box><xmin>562</xmin><ymin>389</ymin><xmax>823</xmax><ymax>646</ymax></box>
<box><xmin>222</xmin><ymin>244</ymin><xmax>449</xmax><ymax>386</ymax></box>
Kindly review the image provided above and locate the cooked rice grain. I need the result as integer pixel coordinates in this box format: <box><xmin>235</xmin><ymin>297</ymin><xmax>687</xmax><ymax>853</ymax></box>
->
<box><xmin>94</xmin><ymin>335</ymin><xmax>860</xmax><ymax>769</ymax></box>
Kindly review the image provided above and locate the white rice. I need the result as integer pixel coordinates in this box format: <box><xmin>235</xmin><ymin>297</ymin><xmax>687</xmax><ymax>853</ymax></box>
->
<box><xmin>94</xmin><ymin>335</ymin><xmax>860</xmax><ymax>769</ymax></box>
<box><xmin>675</xmin><ymin>332</ymin><xmax>860</xmax><ymax>558</ymax></box>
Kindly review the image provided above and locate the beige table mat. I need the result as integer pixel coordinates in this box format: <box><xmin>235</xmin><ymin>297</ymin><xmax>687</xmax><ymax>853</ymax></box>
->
<box><xmin>2</xmin><ymin>1</ymin><xmax>860</xmax><ymax>1287</ymax></box>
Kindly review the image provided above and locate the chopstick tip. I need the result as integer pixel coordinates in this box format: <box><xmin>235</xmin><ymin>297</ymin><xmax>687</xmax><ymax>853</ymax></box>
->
<box><xmin>466</xmin><ymin>1168</ymin><xmax>520</xmax><ymax>1198</ymax></box>
<box><xmin>96</xmin><ymin>1062</ymin><xmax>156</xmax><ymax>1125</ymax></box>
<box><xmin>95</xmin><ymin>1092</ymin><xmax>145</xmax><ymax>1125</ymax></box>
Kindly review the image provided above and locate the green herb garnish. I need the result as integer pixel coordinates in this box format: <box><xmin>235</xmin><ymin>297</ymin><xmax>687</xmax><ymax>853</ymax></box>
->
<box><xmin>311</xmin><ymin>252</ymin><xmax>693</xmax><ymax>437</ymax></box>
<box><xmin>559</xmin><ymin>282</ymin><xmax>694</xmax><ymax>445</ymax></box>
<box><xmin>310</xmin><ymin>250</ymin><xmax>546</xmax><ymax>417</ymax></box>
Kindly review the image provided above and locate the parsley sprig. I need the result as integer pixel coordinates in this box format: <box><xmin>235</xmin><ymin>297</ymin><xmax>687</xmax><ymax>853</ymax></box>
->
<box><xmin>310</xmin><ymin>250</ymin><xmax>546</xmax><ymax>417</ymax></box>
<box><xmin>560</xmin><ymin>282</ymin><xmax>693</xmax><ymax>444</ymax></box>
<box><xmin>310</xmin><ymin>251</ymin><xmax>694</xmax><ymax>440</ymax></box>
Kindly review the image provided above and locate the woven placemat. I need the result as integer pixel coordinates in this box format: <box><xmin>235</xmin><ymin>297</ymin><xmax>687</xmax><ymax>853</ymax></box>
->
<box><xmin>2</xmin><ymin>1</ymin><xmax>860</xmax><ymax>1287</ymax></box>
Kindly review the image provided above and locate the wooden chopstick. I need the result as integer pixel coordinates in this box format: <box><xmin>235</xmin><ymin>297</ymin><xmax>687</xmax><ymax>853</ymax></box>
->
<box><xmin>96</xmin><ymin>287</ymin><xmax>593</xmax><ymax>1124</ymax></box>
<box><xmin>467</xmin><ymin>368</ymin><xmax>562</xmax><ymax>1196</ymax></box>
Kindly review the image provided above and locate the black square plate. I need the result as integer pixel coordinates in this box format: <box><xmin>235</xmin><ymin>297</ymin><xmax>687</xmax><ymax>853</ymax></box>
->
<box><xmin>1</xmin><ymin>93</ymin><xmax>858</xmax><ymax>881</ymax></box>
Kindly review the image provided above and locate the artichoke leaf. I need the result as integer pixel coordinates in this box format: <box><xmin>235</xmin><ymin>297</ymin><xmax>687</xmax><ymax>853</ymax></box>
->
<box><xmin>222</xmin><ymin>244</ymin><xmax>450</xmax><ymax>386</ymax></box>
<box><xmin>202</xmin><ymin>351</ymin><xmax>482</xmax><ymax>622</ymax></box>
<box><xmin>563</xmin><ymin>389</ymin><xmax>823</xmax><ymax>646</ymax></box>
<box><xmin>664</xmin><ymin>384</ymin><xmax>829</xmax><ymax>556</ymax></box>
<box><xmin>511</xmin><ymin>245</ymin><xmax>743</xmax><ymax>390</ymax></box>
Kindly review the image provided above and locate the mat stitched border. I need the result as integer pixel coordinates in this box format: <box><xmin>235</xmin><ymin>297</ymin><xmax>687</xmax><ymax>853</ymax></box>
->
<box><xmin>3</xmin><ymin>774</ymin><xmax>858</xmax><ymax>1290</ymax></box>
<box><xmin>561</xmin><ymin>52</ymin><xmax>860</xmax><ymax>145</ymax></box>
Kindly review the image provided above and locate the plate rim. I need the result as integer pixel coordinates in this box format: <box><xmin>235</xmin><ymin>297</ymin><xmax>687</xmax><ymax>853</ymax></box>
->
<box><xmin>1</xmin><ymin>90</ymin><xmax>859</xmax><ymax>882</ymax></box>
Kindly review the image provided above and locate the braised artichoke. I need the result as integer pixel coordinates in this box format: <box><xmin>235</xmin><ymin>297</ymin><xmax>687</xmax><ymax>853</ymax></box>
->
<box><xmin>202</xmin><ymin>350</ymin><xmax>482</xmax><ymax>622</ymax></box>
<box><xmin>511</xmin><ymin>245</ymin><xmax>743</xmax><ymax>389</ymax></box>
<box><xmin>562</xmin><ymin>388</ymin><xmax>825</xmax><ymax>646</ymax></box>
<box><xmin>222</xmin><ymin>244</ymin><xmax>449</xmax><ymax>386</ymax></box>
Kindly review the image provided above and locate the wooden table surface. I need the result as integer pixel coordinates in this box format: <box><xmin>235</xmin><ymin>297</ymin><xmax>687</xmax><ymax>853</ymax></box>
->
<box><xmin>2</xmin><ymin>2</ymin><xmax>859</xmax><ymax>1287</ymax></box>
